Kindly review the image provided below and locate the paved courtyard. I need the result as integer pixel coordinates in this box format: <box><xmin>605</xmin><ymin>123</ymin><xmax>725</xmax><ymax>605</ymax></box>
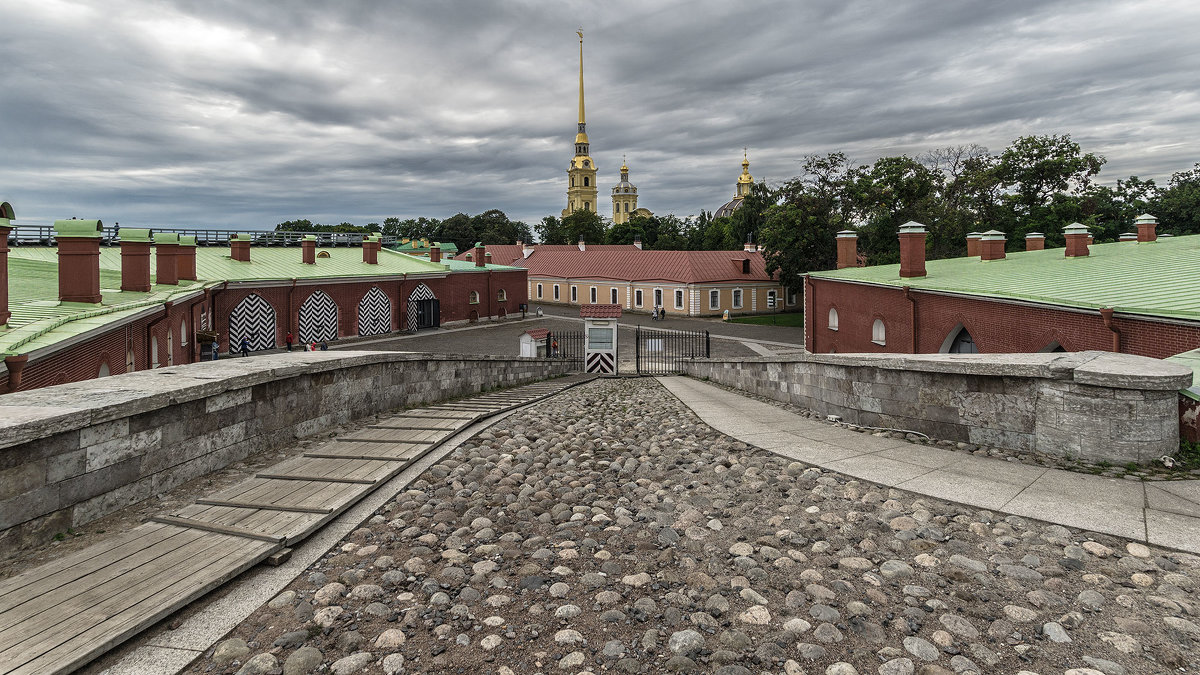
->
<box><xmin>187</xmin><ymin>378</ymin><xmax>1200</xmax><ymax>675</ymax></box>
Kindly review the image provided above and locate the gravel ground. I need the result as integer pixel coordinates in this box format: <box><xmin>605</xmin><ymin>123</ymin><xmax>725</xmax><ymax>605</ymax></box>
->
<box><xmin>191</xmin><ymin>378</ymin><xmax>1200</xmax><ymax>675</ymax></box>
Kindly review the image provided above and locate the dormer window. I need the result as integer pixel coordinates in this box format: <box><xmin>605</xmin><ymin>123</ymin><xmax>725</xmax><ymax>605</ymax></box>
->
<box><xmin>741</xmin><ymin>259</ymin><xmax>750</xmax><ymax>274</ymax></box>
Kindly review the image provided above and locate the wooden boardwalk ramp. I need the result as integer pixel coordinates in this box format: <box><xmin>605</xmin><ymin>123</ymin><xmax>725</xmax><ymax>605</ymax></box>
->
<box><xmin>0</xmin><ymin>374</ymin><xmax>593</xmax><ymax>675</ymax></box>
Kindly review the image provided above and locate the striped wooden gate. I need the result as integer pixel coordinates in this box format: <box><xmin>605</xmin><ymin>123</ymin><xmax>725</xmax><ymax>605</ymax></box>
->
<box><xmin>298</xmin><ymin>290</ymin><xmax>338</xmax><ymax>343</ymax></box>
<box><xmin>228</xmin><ymin>293</ymin><xmax>276</xmax><ymax>352</ymax></box>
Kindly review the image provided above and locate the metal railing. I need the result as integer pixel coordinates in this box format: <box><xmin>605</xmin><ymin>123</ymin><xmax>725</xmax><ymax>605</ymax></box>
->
<box><xmin>4</xmin><ymin>225</ymin><xmax>397</xmax><ymax>247</ymax></box>
<box><xmin>635</xmin><ymin>326</ymin><xmax>710</xmax><ymax>375</ymax></box>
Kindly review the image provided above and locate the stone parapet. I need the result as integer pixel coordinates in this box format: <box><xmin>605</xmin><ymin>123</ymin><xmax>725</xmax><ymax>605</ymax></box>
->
<box><xmin>0</xmin><ymin>351</ymin><xmax>575</xmax><ymax>555</ymax></box>
<box><xmin>683</xmin><ymin>351</ymin><xmax>1190</xmax><ymax>466</ymax></box>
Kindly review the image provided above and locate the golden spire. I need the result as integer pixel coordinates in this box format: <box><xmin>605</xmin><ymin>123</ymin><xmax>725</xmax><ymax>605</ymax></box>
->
<box><xmin>577</xmin><ymin>29</ymin><xmax>586</xmax><ymax>126</ymax></box>
<box><xmin>622</xmin><ymin>154</ymin><xmax>628</xmax><ymax>174</ymax></box>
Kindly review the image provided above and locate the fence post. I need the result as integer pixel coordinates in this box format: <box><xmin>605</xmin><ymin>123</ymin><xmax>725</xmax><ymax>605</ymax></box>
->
<box><xmin>635</xmin><ymin>325</ymin><xmax>641</xmax><ymax>375</ymax></box>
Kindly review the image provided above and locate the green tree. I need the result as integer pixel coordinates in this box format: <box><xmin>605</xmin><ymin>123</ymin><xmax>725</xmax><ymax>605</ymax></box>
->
<box><xmin>535</xmin><ymin>216</ymin><xmax>565</xmax><ymax>244</ymax></box>
<box><xmin>1157</xmin><ymin>163</ymin><xmax>1200</xmax><ymax>235</ymax></box>
<box><xmin>434</xmin><ymin>213</ymin><xmax>476</xmax><ymax>253</ymax></box>
<box><xmin>560</xmin><ymin>209</ymin><xmax>607</xmax><ymax>246</ymax></box>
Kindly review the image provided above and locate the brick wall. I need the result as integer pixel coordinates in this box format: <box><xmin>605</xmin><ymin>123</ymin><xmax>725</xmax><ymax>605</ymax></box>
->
<box><xmin>684</xmin><ymin>350</ymin><xmax>1190</xmax><ymax>466</ymax></box>
<box><xmin>0</xmin><ymin>351</ymin><xmax>573</xmax><ymax>556</ymax></box>
<box><xmin>808</xmin><ymin>278</ymin><xmax>1200</xmax><ymax>358</ymax></box>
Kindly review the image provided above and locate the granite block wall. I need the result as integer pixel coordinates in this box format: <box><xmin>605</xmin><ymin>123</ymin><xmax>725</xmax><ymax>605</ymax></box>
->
<box><xmin>684</xmin><ymin>350</ymin><xmax>1190</xmax><ymax>465</ymax></box>
<box><xmin>0</xmin><ymin>351</ymin><xmax>573</xmax><ymax>555</ymax></box>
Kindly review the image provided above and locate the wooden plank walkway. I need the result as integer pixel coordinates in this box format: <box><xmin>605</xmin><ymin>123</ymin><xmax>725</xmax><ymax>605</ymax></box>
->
<box><xmin>0</xmin><ymin>374</ymin><xmax>593</xmax><ymax>675</ymax></box>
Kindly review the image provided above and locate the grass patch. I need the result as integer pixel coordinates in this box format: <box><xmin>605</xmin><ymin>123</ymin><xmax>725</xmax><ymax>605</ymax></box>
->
<box><xmin>1177</xmin><ymin>439</ymin><xmax>1200</xmax><ymax>470</ymax></box>
<box><xmin>729</xmin><ymin>313</ymin><xmax>805</xmax><ymax>327</ymax></box>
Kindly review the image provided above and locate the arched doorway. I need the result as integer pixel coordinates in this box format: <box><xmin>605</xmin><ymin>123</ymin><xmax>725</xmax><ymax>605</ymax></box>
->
<box><xmin>298</xmin><ymin>290</ymin><xmax>338</xmax><ymax>343</ymax></box>
<box><xmin>941</xmin><ymin>324</ymin><xmax>978</xmax><ymax>353</ymax></box>
<box><xmin>407</xmin><ymin>284</ymin><xmax>439</xmax><ymax>331</ymax></box>
<box><xmin>1041</xmin><ymin>341</ymin><xmax>1067</xmax><ymax>353</ymax></box>
<box><xmin>358</xmin><ymin>286</ymin><xmax>392</xmax><ymax>336</ymax></box>
<box><xmin>229</xmin><ymin>293</ymin><xmax>277</xmax><ymax>352</ymax></box>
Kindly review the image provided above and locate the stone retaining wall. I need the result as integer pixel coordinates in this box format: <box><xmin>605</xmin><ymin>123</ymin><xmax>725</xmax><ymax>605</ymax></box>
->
<box><xmin>684</xmin><ymin>351</ymin><xmax>1192</xmax><ymax>465</ymax></box>
<box><xmin>0</xmin><ymin>351</ymin><xmax>575</xmax><ymax>554</ymax></box>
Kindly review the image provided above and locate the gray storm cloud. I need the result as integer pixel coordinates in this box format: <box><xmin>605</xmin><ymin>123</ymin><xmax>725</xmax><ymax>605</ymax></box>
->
<box><xmin>0</xmin><ymin>0</ymin><xmax>1196</xmax><ymax>229</ymax></box>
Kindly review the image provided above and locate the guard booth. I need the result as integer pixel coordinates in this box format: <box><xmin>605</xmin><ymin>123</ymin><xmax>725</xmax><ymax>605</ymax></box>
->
<box><xmin>520</xmin><ymin>328</ymin><xmax>550</xmax><ymax>357</ymax></box>
<box><xmin>582</xmin><ymin>304</ymin><xmax>620</xmax><ymax>374</ymax></box>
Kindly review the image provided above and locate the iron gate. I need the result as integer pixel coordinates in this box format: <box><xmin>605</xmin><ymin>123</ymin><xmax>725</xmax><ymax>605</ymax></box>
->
<box><xmin>635</xmin><ymin>326</ymin><xmax>710</xmax><ymax>375</ymax></box>
<box><xmin>543</xmin><ymin>330</ymin><xmax>584</xmax><ymax>369</ymax></box>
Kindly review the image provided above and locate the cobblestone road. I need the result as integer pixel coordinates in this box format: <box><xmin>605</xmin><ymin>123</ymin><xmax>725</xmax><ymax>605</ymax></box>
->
<box><xmin>192</xmin><ymin>379</ymin><xmax>1199</xmax><ymax>675</ymax></box>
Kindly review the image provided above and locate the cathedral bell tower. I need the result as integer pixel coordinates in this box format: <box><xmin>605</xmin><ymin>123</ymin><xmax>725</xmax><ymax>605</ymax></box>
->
<box><xmin>611</xmin><ymin>157</ymin><xmax>639</xmax><ymax>225</ymax></box>
<box><xmin>563</xmin><ymin>30</ymin><xmax>598</xmax><ymax>217</ymax></box>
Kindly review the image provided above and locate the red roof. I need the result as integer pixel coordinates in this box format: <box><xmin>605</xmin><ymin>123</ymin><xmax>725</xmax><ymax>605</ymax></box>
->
<box><xmin>580</xmin><ymin>304</ymin><xmax>623</xmax><ymax>318</ymax></box>
<box><xmin>517</xmin><ymin>249</ymin><xmax>777</xmax><ymax>284</ymax></box>
<box><xmin>453</xmin><ymin>243</ymin><xmax>641</xmax><ymax>266</ymax></box>
<box><xmin>524</xmin><ymin>328</ymin><xmax>550</xmax><ymax>339</ymax></box>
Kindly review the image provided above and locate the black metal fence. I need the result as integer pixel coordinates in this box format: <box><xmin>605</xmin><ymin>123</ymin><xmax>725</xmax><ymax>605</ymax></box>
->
<box><xmin>635</xmin><ymin>326</ymin><xmax>710</xmax><ymax>375</ymax></box>
<box><xmin>544</xmin><ymin>330</ymin><xmax>584</xmax><ymax>368</ymax></box>
<box><xmin>4</xmin><ymin>225</ymin><xmax>398</xmax><ymax>247</ymax></box>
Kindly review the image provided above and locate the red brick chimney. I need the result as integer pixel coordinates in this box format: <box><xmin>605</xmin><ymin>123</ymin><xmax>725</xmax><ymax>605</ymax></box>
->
<box><xmin>966</xmin><ymin>232</ymin><xmax>982</xmax><ymax>257</ymax></box>
<box><xmin>836</xmin><ymin>230</ymin><xmax>858</xmax><ymax>269</ymax></box>
<box><xmin>177</xmin><ymin>235</ymin><xmax>197</xmax><ymax>281</ymax></box>
<box><xmin>980</xmin><ymin>230</ymin><xmax>1006</xmax><ymax>261</ymax></box>
<box><xmin>55</xmin><ymin>219</ymin><xmax>103</xmax><ymax>303</ymax></box>
<box><xmin>1064</xmin><ymin>223</ymin><xmax>1090</xmax><ymax>257</ymax></box>
<box><xmin>1025</xmin><ymin>233</ymin><xmax>1045</xmax><ymax>251</ymax></box>
<box><xmin>430</xmin><ymin>243</ymin><xmax>442</xmax><ymax>264</ymax></box>
<box><xmin>0</xmin><ymin>202</ymin><xmax>13</xmax><ymax>324</ymax></box>
<box><xmin>154</xmin><ymin>232</ymin><xmax>180</xmax><ymax>285</ymax></box>
<box><xmin>301</xmin><ymin>235</ymin><xmax>316</xmax><ymax>264</ymax></box>
<box><xmin>119</xmin><ymin>228</ymin><xmax>153</xmax><ymax>292</ymax></box>
<box><xmin>898</xmin><ymin>222</ymin><xmax>927</xmax><ymax>278</ymax></box>
<box><xmin>474</xmin><ymin>242</ymin><xmax>486</xmax><ymax>267</ymax></box>
<box><xmin>362</xmin><ymin>235</ymin><xmax>379</xmax><ymax>264</ymax></box>
<box><xmin>1135</xmin><ymin>213</ymin><xmax>1158</xmax><ymax>242</ymax></box>
<box><xmin>230</xmin><ymin>234</ymin><xmax>251</xmax><ymax>262</ymax></box>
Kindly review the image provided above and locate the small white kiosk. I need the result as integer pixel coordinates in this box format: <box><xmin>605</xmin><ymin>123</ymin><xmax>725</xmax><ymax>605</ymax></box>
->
<box><xmin>582</xmin><ymin>304</ymin><xmax>620</xmax><ymax>374</ymax></box>
<box><xmin>520</xmin><ymin>328</ymin><xmax>550</xmax><ymax>357</ymax></box>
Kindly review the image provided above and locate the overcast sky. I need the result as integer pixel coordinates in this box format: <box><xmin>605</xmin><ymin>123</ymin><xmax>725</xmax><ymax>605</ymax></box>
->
<box><xmin>1</xmin><ymin>0</ymin><xmax>1197</xmax><ymax>231</ymax></box>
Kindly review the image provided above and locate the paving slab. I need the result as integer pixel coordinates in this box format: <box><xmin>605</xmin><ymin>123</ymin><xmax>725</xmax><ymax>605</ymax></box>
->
<box><xmin>657</xmin><ymin>375</ymin><xmax>1200</xmax><ymax>555</ymax></box>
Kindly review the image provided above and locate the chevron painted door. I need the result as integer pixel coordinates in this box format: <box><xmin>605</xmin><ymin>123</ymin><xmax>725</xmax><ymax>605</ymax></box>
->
<box><xmin>406</xmin><ymin>284</ymin><xmax>437</xmax><ymax>331</ymax></box>
<box><xmin>298</xmin><ymin>290</ymin><xmax>338</xmax><ymax>343</ymax></box>
<box><xmin>358</xmin><ymin>286</ymin><xmax>392</xmax><ymax>336</ymax></box>
<box><xmin>228</xmin><ymin>293</ymin><xmax>276</xmax><ymax>351</ymax></box>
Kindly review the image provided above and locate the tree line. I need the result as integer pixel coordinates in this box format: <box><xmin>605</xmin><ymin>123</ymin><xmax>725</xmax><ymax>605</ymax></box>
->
<box><xmin>276</xmin><ymin>134</ymin><xmax>1200</xmax><ymax>293</ymax></box>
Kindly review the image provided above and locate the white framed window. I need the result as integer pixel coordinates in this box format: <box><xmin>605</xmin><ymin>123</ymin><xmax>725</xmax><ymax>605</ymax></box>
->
<box><xmin>634</xmin><ymin>289</ymin><xmax>643</xmax><ymax>307</ymax></box>
<box><xmin>570</xmin><ymin>285</ymin><xmax>578</xmax><ymax>302</ymax></box>
<box><xmin>709</xmin><ymin>290</ymin><xmax>719</xmax><ymax>310</ymax></box>
<box><xmin>497</xmin><ymin>289</ymin><xmax>507</xmax><ymax>302</ymax></box>
<box><xmin>654</xmin><ymin>288</ymin><xmax>663</xmax><ymax>307</ymax></box>
<box><xmin>536</xmin><ymin>283</ymin><xmax>543</xmax><ymax>299</ymax></box>
<box><xmin>766</xmin><ymin>290</ymin><xmax>777</xmax><ymax>308</ymax></box>
<box><xmin>828</xmin><ymin>307</ymin><xmax>839</xmax><ymax>331</ymax></box>
<box><xmin>872</xmin><ymin>318</ymin><xmax>886</xmax><ymax>345</ymax></box>
<box><xmin>553</xmin><ymin>285</ymin><xmax>560</xmax><ymax>300</ymax></box>
<box><xmin>610</xmin><ymin>288</ymin><xmax>618</xmax><ymax>304</ymax></box>
<box><xmin>674</xmin><ymin>289</ymin><xmax>684</xmax><ymax>310</ymax></box>
<box><xmin>469</xmin><ymin>291</ymin><xmax>480</xmax><ymax>304</ymax></box>
<box><xmin>732</xmin><ymin>289</ymin><xmax>743</xmax><ymax>309</ymax></box>
<box><xmin>590</xmin><ymin>287</ymin><xmax>597</xmax><ymax>303</ymax></box>
<box><xmin>787</xmin><ymin>289</ymin><xmax>798</xmax><ymax>306</ymax></box>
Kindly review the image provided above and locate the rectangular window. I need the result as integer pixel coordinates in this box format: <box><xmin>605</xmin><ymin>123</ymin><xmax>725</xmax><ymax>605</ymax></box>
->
<box><xmin>570</xmin><ymin>285</ymin><xmax>578</xmax><ymax>302</ymax></box>
<box><xmin>553</xmin><ymin>285</ymin><xmax>560</xmax><ymax>300</ymax></box>
<box><xmin>787</xmin><ymin>289</ymin><xmax>798</xmax><ymax>306</ymax></box>
<box><xmin>709</xmin><ymin>290</ymin><xmax>719</xmax><ymax>310</ymax></box>
<box><xmin>635</xmin><ymin>289</ymin><xmax>643</xmax><ymax>307</ymax></box>
<box><xmin>732</xmin><ymin>289</ymin><xmax>743</xmax><ymax>309</ymax></box>
<box><xmin>654</xmin><ymin>289</ymin><xmax>663</xmax><ymax>307</ymax></box>
<box><xmin>674</xmin><ymin>289</ymin><xmax>684</xmax><ymax>310</ymax></box>
<box><xmin>590</xmin><ymin>287</ymin><xmax>597</xmax><ymax>303</ymax></box>
<box><xmin>588</xmin><ymin>327</ymin><xmax>614</xmax><ymax>350</ymax></box>
<box><xmin>611</xmin><ymin>288</ymin><xmax>618</xmax><ymax>304</ymax></box>
<box><xmin>536</xmin><ymin>283</ymin><xmax>543</xmax><ymax>299</ymax></box>
<box><xmin>767</xmin><ymin>290</ymin><xmax>777</xmax><ymax>308</ymax></box>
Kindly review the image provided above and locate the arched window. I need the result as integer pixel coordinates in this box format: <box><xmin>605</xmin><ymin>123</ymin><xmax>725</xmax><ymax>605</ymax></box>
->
<box><xmin>828</xmin><ymin>308</ymin><xmax>839</xmax><ymax>331</ymax></box>
<box><xmin>497</xmin><ymin>289</ymin><xmax>507</xmax><ymax>302</ymax></box>
<box><xmin>948</xmin><ymin>326</ymin><xmax>978</xmax><ymax>353</ymax></box>
<box><xmin>583</xmin><ymin>201</ymin><xmax>590</xmax><ymax>211</ymax></box>
<box><xmin>180</xmin><ymin>319</ymin><xmax>188</xmax><ymax>347</ymax></box>
<box><xmin>536</xmin><ymin>283</ymin><xmax>543</xmax><ymax>299</ymax></box>
<box><xmin>469</xmin><ymin>291</ymin><xmax>480</xmax><ymax>304</ymax></box>
<box><xmin>625</xmin><ymin>202</ymin><xmax>630</xmax><ymax>212</ymax></box>
<box><xmin>583</xmin><ymin>176</ymin><xmax>589</xmax><ymax>187</ymax></box>
<box><xmin>611</xmin><ymin>288</ymin><xmax>618</xmax><ymax>304</ymax></box>
<box><xmin>98</xmin><ymin>361</ymin><xmax>110</xmax><ymax>377</ymax></box>
<box><xmin>872</xmin><ymin>319</ymin><xmax>886</xmax><ymax>345</ymax></box>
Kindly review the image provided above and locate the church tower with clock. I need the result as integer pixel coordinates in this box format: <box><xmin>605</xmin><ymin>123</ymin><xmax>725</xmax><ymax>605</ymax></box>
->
<box><xmin>563</xmin><ymin>30</ymin><xmax>598</xmax><ymax>217</ymax></box>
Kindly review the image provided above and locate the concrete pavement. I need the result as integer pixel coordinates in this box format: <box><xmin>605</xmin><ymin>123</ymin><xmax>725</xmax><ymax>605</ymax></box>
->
<box><xmin>659</xmin><ymin>375</ymin><xmax>1200</xmax><ymax>555</ymax></box>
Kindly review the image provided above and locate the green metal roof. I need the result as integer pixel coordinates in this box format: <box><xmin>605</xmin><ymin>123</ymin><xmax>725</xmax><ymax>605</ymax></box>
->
<box><xmin>2</xmin><ymin>245</ymin><xmax>518</xmax><ymax>358</ymax></box>
<box><xmin>389</xmin><ymin>239</ymin><xmax>459</xmax><ymax>254</ymax></box>
<box><xmin>810</xmin><ymin>235</ymin><xmax>1200</xmax><ymax>322</ymax></box>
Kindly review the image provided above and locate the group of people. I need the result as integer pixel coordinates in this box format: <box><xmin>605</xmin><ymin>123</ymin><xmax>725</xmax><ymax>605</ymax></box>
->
<box><xmin>232</xmin><ymin>332</ymin><xmax>328</xmax><ymax>358</ymax></box>
<box><xmin>651</xmin><ymin>305</ymin><xmax>667</xmax><ymax>321</ymax></box>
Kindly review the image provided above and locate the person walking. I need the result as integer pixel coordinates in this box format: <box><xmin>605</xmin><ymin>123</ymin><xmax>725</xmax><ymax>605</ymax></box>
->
<box><xmin>285</xmin><ymin>331</ymin><xmax>294</xmax><ymax>351</ymax></box>
<box><xmin>239</xmin><ymin>337</ymin><xmax>250</xmax><ymax>357</ymax></box>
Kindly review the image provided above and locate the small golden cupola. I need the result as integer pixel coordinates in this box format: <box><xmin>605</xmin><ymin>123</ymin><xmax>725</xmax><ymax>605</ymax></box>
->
<box><xmin>611</xmin><ymin>155</ymin><xmax>640</xmax><ymax>225</ymax></box>
<box><xmin>563</xmin><ymin>29</ymin><xmax>598</xmax><ymax>217</ymax></box>
<box><xmin>715</xmin><ymin>150</ymin><xmax>754</xmax><ymax>219</ymax></box>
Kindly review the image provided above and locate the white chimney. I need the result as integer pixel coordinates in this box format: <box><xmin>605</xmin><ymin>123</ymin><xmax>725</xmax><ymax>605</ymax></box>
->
<box><xmin>633</xmin><ymin>238</ymin><xmax>643</xmax><ymax>250</ymax></box>
<box><xmin>578</xmin><ymin>237</ymin><xmax>586</xmax><ymax>251</ymax></box>
<box><xmin>523</xmin><ymin>243</ymin><xmax>535</xmax><ymax>259</ymax></box>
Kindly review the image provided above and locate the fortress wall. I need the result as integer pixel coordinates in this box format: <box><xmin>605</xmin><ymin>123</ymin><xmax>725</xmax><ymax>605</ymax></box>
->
<box><xmin>684</xmin><ymin>351</ymin><xmax>1191</xmax><ymax>466</ymax></box>
<box><xmin>0</xmin><ymin>351</ymin><xmax>573</xmax><ymax>555</ymax></box>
